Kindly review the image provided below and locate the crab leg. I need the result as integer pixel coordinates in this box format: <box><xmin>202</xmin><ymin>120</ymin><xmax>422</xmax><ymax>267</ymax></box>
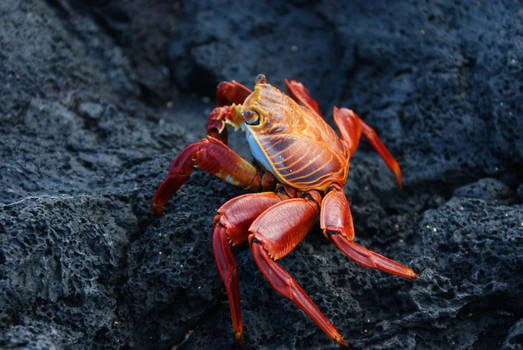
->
<box><xmin>248</xmin><ymin>198</ymin><xmax>348</xmax><ymax>347</ymax></box>
<box><xmin>212</xmin><ymin>192</ymin><xmax>286</xmax><ymax>343</ymax></box>
<box><xmin>284</xmin><ymin>79</ymin><xmax>323</xmax><ymax>118</ymax></box>
<box><xmin>333</xmin><ymin>107</ymin><xmax>403</xmax><ymax>188</ymax></box>
<box><xmin>152</xmin><ymin>137</ymin><xmax>275</xmax><ymax>215</ymax></box>
<box><xmin>320</xmin><ymin>189</ymin><xmax>416</xmax><ymax>279</ymax></box>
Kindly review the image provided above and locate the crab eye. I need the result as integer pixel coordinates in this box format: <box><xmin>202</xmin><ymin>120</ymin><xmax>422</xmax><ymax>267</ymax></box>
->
<box><xmin>243</xmin><ymin>110</ymin><xmax>260</xmax><ymax>125</ymax></box>
<box><xmin>255</xmin><ymin>74</ymin><xmax>267</xmax><ymax>85</ymax></box>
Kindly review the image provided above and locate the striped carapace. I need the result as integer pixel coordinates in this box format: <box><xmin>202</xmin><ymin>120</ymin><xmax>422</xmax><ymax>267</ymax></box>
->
<box><xmin>240</xmin><ymin>79</ymin><xmax>349</xmax><ymax>191</ymax></box>
<box><xmin>152</xmin><ymin>75</ymin><xmax>415</xmax><ymax>347</ymax></box>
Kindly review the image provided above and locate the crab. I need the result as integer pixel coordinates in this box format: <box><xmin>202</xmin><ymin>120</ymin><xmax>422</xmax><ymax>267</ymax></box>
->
<box><xmin>152</xmin><ymin>74</ymin><xmax>416</xmax><ymax>347</ymax></box>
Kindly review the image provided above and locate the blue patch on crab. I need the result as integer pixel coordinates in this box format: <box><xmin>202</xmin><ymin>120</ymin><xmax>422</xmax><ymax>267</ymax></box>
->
<box><xmin>242</xmin><ymin>124</ymin><xmax>276</xmax><ymax>176</ymax></box>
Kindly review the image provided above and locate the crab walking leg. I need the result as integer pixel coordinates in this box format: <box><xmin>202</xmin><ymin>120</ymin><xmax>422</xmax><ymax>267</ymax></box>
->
<box><xmin>320</xmin><ymin>189</ymin><xmax>416</xmax><ymax>279</ymax></box>
<box><xmin>212</xmin><ymin>192</ymin><xmax>286</xmax><ymax>343</ymax></box>
<box><xmin>152</xmin><ymin>137</ymin><xmax>275</xmax><ymax>215</ymax></box>
<box><xmin>248</xmin><ymin>198</ymin><xmax>348</xmax><ymax>347</ymax></box>
<box><xmin>333</xmin><ymin>107</ymin><xmax>403</xmax><ymax>188</ymax></box>
<box><xmin>284</xmin><ymin>79</ymin><xmax>324</xmax><ymax>118</ymax></box>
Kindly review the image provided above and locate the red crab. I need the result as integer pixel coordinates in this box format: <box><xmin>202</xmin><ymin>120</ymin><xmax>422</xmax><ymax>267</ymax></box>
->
<box><xmin>152</xmin><ymin>75</ymin><xmax>416</xmax><ymax>347</ymax></box>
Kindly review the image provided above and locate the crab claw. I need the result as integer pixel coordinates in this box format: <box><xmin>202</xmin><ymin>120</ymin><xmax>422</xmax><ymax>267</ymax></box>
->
<box><xmin>216</xmin><ymin>80</ymin><xmax>251</xmax><ymax>106</ymax></box>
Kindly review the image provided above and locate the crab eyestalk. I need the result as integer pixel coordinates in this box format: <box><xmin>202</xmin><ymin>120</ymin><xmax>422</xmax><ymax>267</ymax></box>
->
<box><xmin>255</xmin><ymin>73</ymin><xmax>267</xmax><ymax>85</ymax></box>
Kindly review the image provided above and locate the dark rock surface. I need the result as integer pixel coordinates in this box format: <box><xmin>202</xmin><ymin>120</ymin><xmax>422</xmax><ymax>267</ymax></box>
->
<box><xmin>0</xmin><ymin>0</ymin><xmax>521</xmax><ymax>349</ymax></box>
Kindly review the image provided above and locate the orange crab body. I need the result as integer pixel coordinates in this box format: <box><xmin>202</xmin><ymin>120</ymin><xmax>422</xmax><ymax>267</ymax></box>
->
<box><xmin>241</xmin><ymin>82</ymin><xmax>349</xmax><ymax>191</ymax></box>
<box><xmin>152</xmin><ymin>75</ymin><xmax>414</xmax><ymax>347</ymax></box>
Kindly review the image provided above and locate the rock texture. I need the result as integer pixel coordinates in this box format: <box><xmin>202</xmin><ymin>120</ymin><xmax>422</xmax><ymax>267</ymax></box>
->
<box><xmin>0</xmin><ymin>0</ymin><xmax>521</xmax><ymax>349</ymax></box>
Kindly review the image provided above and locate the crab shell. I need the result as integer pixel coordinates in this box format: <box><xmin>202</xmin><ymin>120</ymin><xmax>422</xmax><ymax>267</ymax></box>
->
<box><xmin>240</xmin><ymin>82</ymin><xmax>349</xmax><ymax>191</ymax></box>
